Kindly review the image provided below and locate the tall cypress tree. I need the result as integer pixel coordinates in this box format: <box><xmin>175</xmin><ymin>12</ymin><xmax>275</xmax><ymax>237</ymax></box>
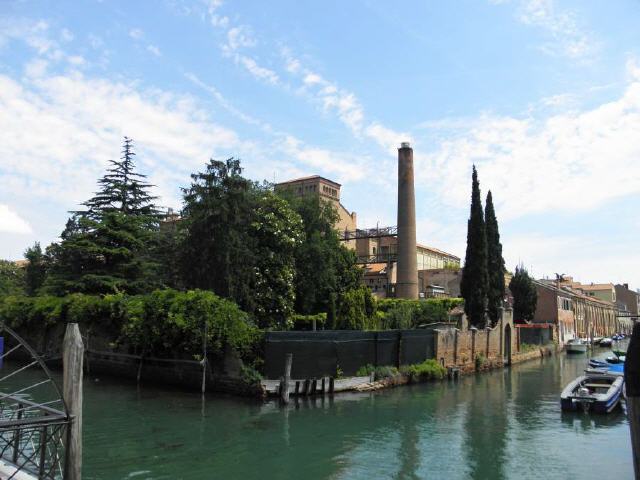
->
<box><xmin>485</xmin><ymin>191</ymin><xmax>505</xmax><ymax>326</ymax></box>
<box><xmin>460</xmin><ymin>165</ymin><xmax>488</xmax><ymax>328</ymax></box>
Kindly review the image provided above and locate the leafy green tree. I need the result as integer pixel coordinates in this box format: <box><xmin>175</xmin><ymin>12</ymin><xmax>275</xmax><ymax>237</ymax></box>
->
<box><xmin>0</xmin><ymin>260</ymin><xmax>25</xmax><ymax>296</ymax></box>
<box><xmin>23</xmin><ymin>242</ymin><xmax>47</xmax><ymax>295</ymax></box>
<box><xmin>485</xmin><ymin>191</ymin><xmax>505</xmax><ymax>326</ymax></box>
<box><xmin>179</xmin><ymin>158</ymin><xmax>258</xmax><ymax>311</ymax></box>
<box><xmin>251</xmin><ymin>191</ymin><xmax>303</xmax><ymax>329</ymax></box>
<box><xmin>281</xmin><ymin>193</ymin><xmax>362</xmax><ymax>317</ymax></box>
<box><xmin>460</xmin><ymin>166</ymin><xmax>488</xmax><ymax>328</ymax></box>
<box><xmin>334</xmin><ymin>285</ymin><xmax>377</xmax><ymax>330</ymax></box>
<box><xmin>509</xmin><ymin>265</ymin><xmax>538</xmax><ymax>323</ymax></box>
<box><xmin>44</xmin><ymin>138</ymin><xmax>161</xmax><ymax>295</ymax></box>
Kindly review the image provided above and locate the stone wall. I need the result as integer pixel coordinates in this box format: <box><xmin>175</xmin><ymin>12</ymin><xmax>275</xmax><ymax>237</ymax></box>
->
<box><xmin>434</xmin><ymin>308</ymin><xmax>516</xmax><ymax>370</ymax></box>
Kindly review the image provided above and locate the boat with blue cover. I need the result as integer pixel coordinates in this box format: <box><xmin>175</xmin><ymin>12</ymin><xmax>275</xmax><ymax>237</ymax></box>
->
<box><xmin>560</xmin><ymin>373</ymin><xmax>624</xmax><ymax>413</ymax></box>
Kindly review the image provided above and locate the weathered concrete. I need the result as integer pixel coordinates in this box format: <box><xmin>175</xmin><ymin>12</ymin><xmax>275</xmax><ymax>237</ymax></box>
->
<box><xmin>396</xmin><ymin>143</ymin><xmax>419</xmax><ymax>299</ymax></box>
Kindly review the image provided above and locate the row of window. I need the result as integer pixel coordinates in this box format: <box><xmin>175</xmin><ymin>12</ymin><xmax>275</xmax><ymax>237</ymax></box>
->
<box><xmin>322</xmin><ymin>185</ymin><xmax>338</xmax><ymax>197</ymax></box>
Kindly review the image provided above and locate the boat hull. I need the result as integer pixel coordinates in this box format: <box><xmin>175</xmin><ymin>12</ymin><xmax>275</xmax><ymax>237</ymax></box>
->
<box><xmin>560</xmin><ymin>374</ymin><xmax>623</xmax><ymax>413</ymax></box>
<box><xmin>566</xmin><ymin>344</ymin><xmax>587</xmax><ymax>354</ymax></box>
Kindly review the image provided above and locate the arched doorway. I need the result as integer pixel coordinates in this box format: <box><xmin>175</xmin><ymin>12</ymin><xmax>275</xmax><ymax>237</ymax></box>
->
<box><xmin>504</xmin><ymin>323</ymin><xmax>512</xmax><ymax>366</ymax></box>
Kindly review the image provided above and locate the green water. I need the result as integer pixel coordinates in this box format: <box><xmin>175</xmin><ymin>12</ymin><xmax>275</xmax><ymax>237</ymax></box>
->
<box><xmin>72</xmin><ymin>352</ymin><xmax>632</xmax><ymax>479</ymax></box>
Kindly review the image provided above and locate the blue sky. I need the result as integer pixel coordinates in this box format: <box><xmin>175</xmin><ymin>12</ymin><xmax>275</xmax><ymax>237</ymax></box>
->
<box><xmin>1</xmin><ymin>0</ymin><xmax>639</xmax><ymax>289</ymax></box>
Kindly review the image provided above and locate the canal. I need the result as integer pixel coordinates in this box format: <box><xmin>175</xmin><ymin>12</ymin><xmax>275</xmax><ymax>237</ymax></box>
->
<box><xmin>76</xmin><ymin>351</ymin><xmax>631</xmax><ymax>479</ymax></box>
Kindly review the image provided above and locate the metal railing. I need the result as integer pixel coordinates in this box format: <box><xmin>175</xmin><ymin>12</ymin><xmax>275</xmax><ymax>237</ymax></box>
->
<box><xmin>0</xmin><ymin>325</ymin><xmax>70</xmax><ymax>479</ymax></box>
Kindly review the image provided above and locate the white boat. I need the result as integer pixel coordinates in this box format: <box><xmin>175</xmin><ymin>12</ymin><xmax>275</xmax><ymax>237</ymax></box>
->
<box><xmin>566</xmin><ymin>338</ymin><xmax>587</xmax><ymax>353</ymax></box>
<box><xmin>599</xmin><ymin>337</ymin><xmax>613</xmax><ymax>347</ymax></box>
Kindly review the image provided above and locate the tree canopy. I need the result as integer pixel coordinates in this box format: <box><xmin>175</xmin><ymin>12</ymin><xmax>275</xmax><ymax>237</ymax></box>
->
<box><xmin>509</xmin><ymin>265</ymin><xmax>538</xmax><ymax>323</ymax></box>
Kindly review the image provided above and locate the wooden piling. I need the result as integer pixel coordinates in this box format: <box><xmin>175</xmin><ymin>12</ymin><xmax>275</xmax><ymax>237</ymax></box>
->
<box><xmin>310</xmin><ymin>378</ymin><xmax>317</xmax><ymax>395</ymax></box>
<box><xmin>280</xmin><ymin>353</ymin><xmax>293</xmax><ymax>404</ymax></box>
<box><xmin>625</xmin><ymin>322</ymin><xmax>640</xmax><ymax>479</ymax></box>
<box><xmin>329</xmin><ymin>377</ymin><xmax>335</xmax><ymax>394</ymax></box>
<box><xmin>63</xmin><ymin>323</ymin><xmax>84</xmax><ymax>480</ymax></box>
<box><xmin>295</xmin><ymin>381</ymin><xmax>300</xmax><ymax>395</ymax></box>
<box><xmin>303</xmin><ymin>379</ymin><xmax>311</xmax><ymax>396</ymax></box>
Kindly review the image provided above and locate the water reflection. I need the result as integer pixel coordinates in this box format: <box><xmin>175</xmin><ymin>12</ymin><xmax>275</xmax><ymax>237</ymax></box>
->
<box><xmin>3</xmin><ymin>352</ymin><xmax>629</xmax><ymax>479</ymax></box>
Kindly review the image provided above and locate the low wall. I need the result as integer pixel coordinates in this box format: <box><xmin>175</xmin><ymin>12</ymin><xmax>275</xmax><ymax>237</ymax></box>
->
<box><xmin>84</xmin><ymin>350</ymin><xmax>262</xmax><ymax>396</ymax></box>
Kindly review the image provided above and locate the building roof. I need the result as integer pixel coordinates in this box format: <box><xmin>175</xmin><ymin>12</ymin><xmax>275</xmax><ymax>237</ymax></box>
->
<box><xmin>534</xmin><ymin>280</ymin><xmax>615</xmax><ymax>307</ymax></box>
<box><xmin>275</xmin><ymin>175</ymin><xmax>341</xmax><ymax>188</ymax></box>
<box><xmin>363</xmin><ymin>263</ymin><xmax>388</xmax><ymax>275</ymax></box>
<box><xmin>575</xmin><ymin>283</ymin><xmax>614</xmax><ymax>291</ymax></box>
<box><xmin>416</xmin><ymin>242</ymin><xmax>460</xmax><ymax>260</ymax></box>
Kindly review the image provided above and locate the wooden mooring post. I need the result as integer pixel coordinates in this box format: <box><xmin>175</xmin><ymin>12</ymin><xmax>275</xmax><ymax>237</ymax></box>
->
<box><xmin>626</xmin><ymin>323</ymin><xmax>640</xmax><ymax>479</ymax></box>
<box><xmin>280</xmin><ymin>353</ymin><xmax>293</xmax><ymax>404</ymax></box>
<box><xmin>63</xmin><ymin>323</ymin><xmax>84</xmax><ymax>480</ymax></box>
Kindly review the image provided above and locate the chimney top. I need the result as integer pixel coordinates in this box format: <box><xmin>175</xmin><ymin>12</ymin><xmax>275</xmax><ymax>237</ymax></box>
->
<box><xmin>400</xmin><ymin>142</ymin><xmax>411</xmax><ymax>149</ymax></box>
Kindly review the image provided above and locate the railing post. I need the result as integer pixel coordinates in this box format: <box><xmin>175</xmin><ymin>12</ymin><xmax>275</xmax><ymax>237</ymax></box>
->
<box><xmin>63</xmin><ymin>323</ymin><xmax>84</xmax><ymax>480</ymax></box>
<box><xmin>12</xmin><ymin>403</ymin><xmax>23</xmax><ymax>464</ymax></box>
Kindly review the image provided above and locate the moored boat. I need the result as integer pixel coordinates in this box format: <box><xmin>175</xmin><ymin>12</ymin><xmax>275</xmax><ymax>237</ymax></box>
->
<box><xmin>566</xmin><ymin>338</ymin><xmax>587</xmax><ymax>354</ymax></box>
<box><xmin>560</xmin><ymin>373</ymin><xmax>623</xmax><ymax>413</ymax></box>
<box><xmin>599</xmin><ymin>337</ymin><xmax>612</xmax><ymax>347</ymax></box>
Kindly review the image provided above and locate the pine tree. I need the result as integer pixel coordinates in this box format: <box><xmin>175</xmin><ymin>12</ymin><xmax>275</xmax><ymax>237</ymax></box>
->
<box><xmin>45</xmin><ymin>138</ymin><xmax>161</xmax><ymax>295</ymax></box>
<box><xmin>460</xmin><ymin>165</ymin><xmax>489</xmax><ymax>328</ymax></box>
<box><xmin>509</xmin><ymin>265</ymin><xmax>538</xmax><ymax>323</ymax></box>
<box><xmin>485</xmin><ymin>191</ymin><xmax>505</xmax><ymax>326</ymax></box>
<box><xmin>82</xmin><ymin>137</ymin><xmax>160</xmax><ymax>223</ymax></box>
<box><xmin>24</xmin><ymin>242</ymin><xmax>47</xmax><ymax>295</ymax></box>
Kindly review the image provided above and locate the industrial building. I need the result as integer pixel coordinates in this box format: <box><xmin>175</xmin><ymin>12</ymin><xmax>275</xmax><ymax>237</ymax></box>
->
<box><xmin>275</xmin><ymin>145</ymin><xmax>460</xmax><ymax>299</ymax></box>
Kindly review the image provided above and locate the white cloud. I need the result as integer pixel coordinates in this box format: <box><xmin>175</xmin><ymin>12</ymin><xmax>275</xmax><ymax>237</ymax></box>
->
<box><xmin>0</xmin><ymin>70</ymin><xmax>242</xmax><ymax>211</ymax></box>
<box><xmin>512</xmin><ymin>0</ymin><xmax>598</xmax><ymax>60</ymax></box>
<box><xmin>226</xmin><ymin>26</ymin><xmax>256</xmax><ymax>51</ymax></box>
<box><xmin>129</xmin><ymin>28</ymin><xmax>144</xmax><ymax>40</ymax></box>
<box><xmin>0</xmin><ymin>205</ymin><xmax>32</xmax><ymax>234</ymax></box>
<box><xmin>146</xmin><ymin>44</ymin><xmax>161</xmax><ymax>57</ymax></box>
<box><xmin>415</xmin><ymin>74</ymin><xmax>640</xmax><ymax>220</ymax></box>
<box><xmin>237</xmin><ymin>55</ymin><xmax>279</xmax><ymax>85</ymax></box>
<box><xmin>60</xmin><ymin>28</ymin><xmax>73</xmax><ymax>42</ymax></box>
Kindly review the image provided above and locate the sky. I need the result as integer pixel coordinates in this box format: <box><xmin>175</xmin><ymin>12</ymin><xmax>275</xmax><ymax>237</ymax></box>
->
<box><xmin>1</xmin><ymin>0</ymin><xmax>639</xmax><ymax>289</ymax></box>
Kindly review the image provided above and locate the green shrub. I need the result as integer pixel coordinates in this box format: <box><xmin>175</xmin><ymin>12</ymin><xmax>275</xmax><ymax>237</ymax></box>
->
<box><xmin>240</xmin><ymin>364</ymin><xmax>263</xmax><ymax>386</ymax></box>
<box><xmin>376</xmin><ymin>298</ymin><xmax>463</xmax><ymax>330</ymax></box>
<box><xmin>356</xmin><ymin>364</ymin><xmax>375</xmax><ymax>376</ymax></box>
<box><xmin>400</xmin><ymin>359</ymin><xmax>446</xmax><ymax>382</ymax></box>
<box><xmin>0</xmin><ymin>289</ymin><xmax>259</xmax><ymax>363</ymax></box>
<box><xmin>374</xmin><ymin>365</ymin><xmax>399</xmax><ymax>380</ymax></box>
<box><xmin>475</xmin><ymin>352</ymin><xmax>486</xmax><ymax>370</ymax></box>
<box><xmin>334</xmin><ymin>285</ymin><xmax>378</xmax><ymax>330</ymax></box>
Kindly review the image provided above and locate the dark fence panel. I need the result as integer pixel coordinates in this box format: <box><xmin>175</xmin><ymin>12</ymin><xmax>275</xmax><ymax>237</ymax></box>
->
<box><xmin>264</xmin><ymin>329</ymin><xmax>438</xmax><ymax>379</ymax></box>
<box><xmin>376</xmin><ymin>331</ymin><xmax>400</xmax><ymax>367</ymax></box>
<box><xmin>400</xmin><ymin>330</ymin><xmax>435</xmax><ymax>365</ymax></box>
<box><xmin>519</xmin><ymin>327</ymin><xmax>553</xmax><ymax>345</ymax></box>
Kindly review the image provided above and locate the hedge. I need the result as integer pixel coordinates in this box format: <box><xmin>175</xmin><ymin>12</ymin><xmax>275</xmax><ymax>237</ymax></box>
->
<box><xmin>0</xmin><ymin>289</ymin><xmax>260</xmax><ymax>360</ymax></box>
<box><xmin>376</xmin><ymin>298</ymin><xmax>463</xmax><ymax>330</ymax></box>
